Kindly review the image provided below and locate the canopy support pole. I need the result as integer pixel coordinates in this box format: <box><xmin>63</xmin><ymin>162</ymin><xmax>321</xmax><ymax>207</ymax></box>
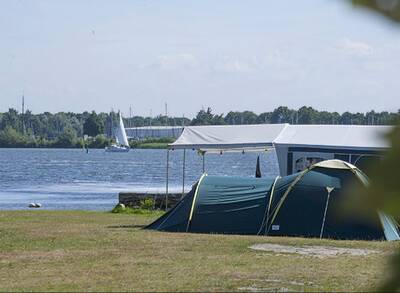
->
<box><xmin>202</xmin><ymin>152</ymin><xmax>205</xmax><ymax>173</ymax></box>
<box><xmin>166</xmin><ymin>149</ymin><xmax>170</xmax><ymax>210</ymax></box>
<box><xmin>182</xmin><ymin>149</ymin><xmax>186</xmax><ymax>198</ymax></box>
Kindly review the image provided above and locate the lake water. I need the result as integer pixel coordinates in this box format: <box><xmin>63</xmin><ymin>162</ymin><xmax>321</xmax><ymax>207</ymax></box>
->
<box><xmin>0</xmin><ymin>148</ymin><xmax>279</xmax><ymax>211</ymax></box>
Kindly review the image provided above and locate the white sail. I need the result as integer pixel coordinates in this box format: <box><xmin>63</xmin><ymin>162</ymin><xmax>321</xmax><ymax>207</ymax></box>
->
<box><xmin>116</xmin><ymin>113</ymin><xmax>129</xmax><ymax>147</ymax></box>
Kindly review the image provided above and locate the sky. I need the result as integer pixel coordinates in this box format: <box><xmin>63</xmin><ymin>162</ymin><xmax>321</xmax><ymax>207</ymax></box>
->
<box><xmin>1</xmin><ymin>0</ymin><xmax>400</xmax><ymax>117</ymax></box>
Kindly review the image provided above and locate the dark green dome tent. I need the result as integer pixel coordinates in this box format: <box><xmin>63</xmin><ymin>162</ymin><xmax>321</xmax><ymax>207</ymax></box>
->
<box><xmin>146</xmin><ymin>175</ymin><xmax>276</xmax><ymax>235</ymax></box>
<box><xmin>146</xmin><ymin>160</ymin><xmax>399</xmax><ymax>240</ymax></box>
<box><xmin>265</xmin><ymin>160</ymin><xmax>399</xmax><ymax>240</ymax></box>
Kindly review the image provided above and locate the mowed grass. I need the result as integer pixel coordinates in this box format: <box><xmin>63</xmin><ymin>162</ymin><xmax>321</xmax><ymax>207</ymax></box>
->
<box><xmin>0</xmin><ymin>211</ymin><xmax>398</xmax><ymax>292</ymax></box>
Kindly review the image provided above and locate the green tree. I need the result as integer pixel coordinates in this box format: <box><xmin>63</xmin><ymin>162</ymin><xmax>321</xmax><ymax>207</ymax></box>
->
<box><xmin>318</xmin><ymin>111</ymin><xmax>334</xmax><ymax>124</ymax></box>
<box><xmin>241</xmin><ymin>111</ymin><xmax>258</xmax><ymax>124</ymax></box>
<box><xmin>83</xmin><ymin>111</ymin><xmax>104</xmax><ymax>136</ymax></box>
<box><xmin>256</xmin><ymin>112</ymin><xmax>272</xmax><ymax>124</ymax></box>
<box><xmin>225</xmin><ymin>111</ymin><xmax>242</xmax><ymax>124</ymax></box>
<box><xmin>270</xmin><ymin>106</ymin><xmax>293</xmax><ymax>123</ymax></box>
<box><xmin>53</xmin><ymin>127</ymin><xmax>78</xmax><ymax>148</ymax></box>
<box><xmin>191</xmin><ymin>108</ymin><xmax>225</xmax><ymax>125</ymax></box>
<box><xmin>0</xmin><ymin>108</ymin><xmax>21</xmax><ymax>131</ymax></box>
<box><xmin>340</xmin><ymin>111</ymin><xmax>353</xmax><ymax>124</ymax></box>
<box><xmin>351</xmin><ymin>112</ymin><xmax>365</xmax><ymax>125</ymax></box>
<box><xmin>0</xmin><ymin>126</ymin><xmax>25</xmax><ymax>147</ymax></box>
<box><xmin>224</xmin><ymin>111</ymin><xmax>257</xmax><ymax>125</ymax></box>
<box><xmin>297</xmin><ymin>106</ymin><xmax>317</xmax><ymax>124</ymax></box>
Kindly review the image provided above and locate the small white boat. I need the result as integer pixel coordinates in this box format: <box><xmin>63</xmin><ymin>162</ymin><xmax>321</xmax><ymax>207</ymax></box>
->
<box><xmin>105</xmin><ymin>112</ymin><xmax>131</xmax><ymax>153</ymax></box>
<box><xmin>105</xmin><ymin>144</ymin><xmax>130</xmax><ymax>152</ymax></box>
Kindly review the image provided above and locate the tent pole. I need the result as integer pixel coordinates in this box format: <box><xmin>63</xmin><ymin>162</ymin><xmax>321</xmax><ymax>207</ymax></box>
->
<box><xmin>320</xmin><ymin>187</ymin><xmax>334</xmax><ymax>239</ymax></box>
<box><xmin>182</xmin><ymin>149</ymin><xmax>186</xmax><ymax>199</ymax></box>
<box><xmin>166</xmin><ymin>149</ymin><xmax>170</xmax><ymax>210</ymax></box>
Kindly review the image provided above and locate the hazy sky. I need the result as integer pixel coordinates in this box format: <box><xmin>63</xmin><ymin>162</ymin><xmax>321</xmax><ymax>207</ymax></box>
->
<box><xmin>1</xmin><ymin>0</ymin><xmax>400</xmax><ymax>117</ymax></box>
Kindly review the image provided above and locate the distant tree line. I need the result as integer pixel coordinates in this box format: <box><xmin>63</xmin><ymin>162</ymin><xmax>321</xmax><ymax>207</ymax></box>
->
<box><xmin>191</xmin><ymin>106</ymin><xmax>400</xmax><ymax>126</ymax></box>
<box><xmin>0</xmin><ymin>106</ymin><xmax>398</xmax><ymax>148</ymax></box>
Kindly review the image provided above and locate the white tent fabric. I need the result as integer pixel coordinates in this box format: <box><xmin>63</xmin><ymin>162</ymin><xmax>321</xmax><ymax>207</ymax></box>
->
<box><xmin>312</xmin><ymin>159</ymin><xmax>358</xmax><ymax>170</ymax></box>
<box><xmin>169</xmin><ymin>124</ymin><xmax>391</xmax><ymax>151</ymax></box>
<box><xmin>169</xmin><ymin>124</ymin><xmax>289</xmax><ymax>150</ymax></box>
<box><xmin>274</xmin><ymin>125</ymin><xmax>391</xmax><ymax>150</ymax></box>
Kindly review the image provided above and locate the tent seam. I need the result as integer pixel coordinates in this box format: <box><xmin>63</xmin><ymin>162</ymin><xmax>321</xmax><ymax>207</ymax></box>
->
<box><xmin>267</xmin><ymin>166</ymin><xmax>315</xmax><ymax>231</ymax></box>
<box><xmin>259</xmin><ymin>176</ymin><xmax>279</xmax><ymax>236</ymax></box>
<box><xmin>186</xmin><ymin>173</ymin><xmax>207</xmax><ymax>232</ymax></box>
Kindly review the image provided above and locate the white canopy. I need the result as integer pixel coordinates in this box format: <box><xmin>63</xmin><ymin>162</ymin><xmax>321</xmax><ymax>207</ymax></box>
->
<box><xmin>274</xmin><ymin>125</ymin><xmax>391</xmax><ymax>150</ymax></box>
<box><xmin>165</xmin><ymin>123</ymin><xmax>392</xmax><ymax>204</ymax></box>
<box><xmin>169</xmin><ymin>124</ymin><xmax>288</xmax><ymax>151</ymax></box>
<box><xmin>169</xmin><ymin>124</ymin><xmax>391</xmax><ymax>151</ymax></box>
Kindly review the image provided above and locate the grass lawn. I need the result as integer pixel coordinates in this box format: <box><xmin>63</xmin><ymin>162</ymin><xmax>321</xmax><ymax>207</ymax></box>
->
<box><xmin>135</xmin><ymin>142</ymin><xmax>169</xmax><ymax>149</ymax></box>
<box><xmin>0</xmin><ymin>210</ymin><xmax>398</xmax><ymax>292</ymax></box>
<box><xmin>131</xmin><ymin>138</ymin><xmax>175</xmax><ymax>149</ymax></box>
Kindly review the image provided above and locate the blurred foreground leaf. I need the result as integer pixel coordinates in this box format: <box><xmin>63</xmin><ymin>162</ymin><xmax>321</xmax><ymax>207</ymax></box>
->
<box><xmin>370</xmin><ymin>126</ymin><xmax>400</xmax><ymax>291</ymax></box>
<box><xmin>352</xmin><ymin>0</ymin><xmax>400</xmax><ymax>22</ymax></box>
<box><xmin>366</xmin><ymin>126</ymin><xmax>400</xmax><ymax>216</ymax></box>
<box><xmin>354</xmin><ymin>125</ymin><xmax>400</xmax><ymax>291</ymax></box>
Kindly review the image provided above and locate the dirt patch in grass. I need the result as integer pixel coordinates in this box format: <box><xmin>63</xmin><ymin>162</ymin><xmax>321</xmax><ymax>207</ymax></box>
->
<box><xmin>238</xmin><ymin>278</ymin><xmax>320</xmax><ymax>292</ymax></box>
<box><xmin>249</xmin><ymin>243</ymin><xmax>381</xmax><ymax>258</ymax></box>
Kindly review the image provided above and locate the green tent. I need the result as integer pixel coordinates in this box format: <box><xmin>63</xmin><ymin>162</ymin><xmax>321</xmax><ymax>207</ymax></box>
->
<box><xmin>147</xmin><ymin>175</ymin><xmax>276</xmax><ymax>235</ymax></box>
<box><xmin>146</xmin><ymin>160</ymin><xmax>400</xmax><ymax>240</ymax></box>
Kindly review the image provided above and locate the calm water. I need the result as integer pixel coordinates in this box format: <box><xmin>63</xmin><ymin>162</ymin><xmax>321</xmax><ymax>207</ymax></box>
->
<box><xmin>0</xmin><ymin>148</ymin><xmax>279</xmax><ymax>210</ymax></box>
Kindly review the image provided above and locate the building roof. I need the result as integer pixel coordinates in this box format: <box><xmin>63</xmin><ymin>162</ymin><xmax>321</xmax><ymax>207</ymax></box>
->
<box><xmin>125</xmin><ymin>126</ymin><xmax>183</xmax><ymax>130</ymax></box>
<box><xmin>273</xmin><ymin>125</ymin><xmax>391</xmax><ymax>150</ymax></box>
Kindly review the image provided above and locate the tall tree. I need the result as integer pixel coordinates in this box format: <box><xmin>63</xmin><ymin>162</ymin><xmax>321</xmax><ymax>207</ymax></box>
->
<box><xmin>83</xmin><ymin>111</ymin><xmax>104</xmax><ymax>136</ymax></box>
<box><xmin>271</xmin><ymin>106</ymin><xmax>293</xmax><ymax>123</ymax></box>
<box><xmin>297</xmin><ymin>106</ymin><xmax>317</xmax><ymax>124</ymax></box>
<box><xmin>191</xmin><ymin>108</ymin><xmax>225</xmax><ymax>125</ymax></box>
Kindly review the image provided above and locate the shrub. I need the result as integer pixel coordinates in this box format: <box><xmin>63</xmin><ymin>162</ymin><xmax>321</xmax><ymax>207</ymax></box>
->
<box><xmin>139</xmin><ymin>198</ymin><xmax>154</xmax><ymax>210</ymax></box>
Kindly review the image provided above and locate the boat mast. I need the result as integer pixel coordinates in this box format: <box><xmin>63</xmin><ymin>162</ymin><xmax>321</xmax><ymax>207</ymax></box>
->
<box><xmin>165</xmin><ymin>102</ymin><xmax>168</xmax><ymax>126</ymax></box>
<box><xmin>21</xmin><ymin>93</ymin><xmax>25</xmax><ymax>134</ymax></box>
<box><xmin>129</xmin><ymin>106</ymin><xmax>132</xmax><ymax>128</ymax></box>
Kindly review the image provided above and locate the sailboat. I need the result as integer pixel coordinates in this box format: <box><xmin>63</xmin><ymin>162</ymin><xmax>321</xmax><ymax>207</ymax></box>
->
<box><xmin>105</xmin><ymin>112</ymin><xmax>130</xmax><ymax>152</ymax></box>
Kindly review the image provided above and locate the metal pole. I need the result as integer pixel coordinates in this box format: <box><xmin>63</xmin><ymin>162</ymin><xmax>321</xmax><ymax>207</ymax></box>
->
<box><xmin>182</xmin><ymin>149</ymin><xmax>186</xmax><ymax>198</ymax></box>
<box><xmin>166</xmin><ymin>149</ymin><xmax>170</xmax><ymax>210</ymax></box>
<box><xmin>320</xmin><ymin>187</ymin><xmax>334</xmax><ymax>239</ymax></box>
<box><xmin>202</xmin><ymin>152</ymin><xmax>205</xmax><ymax>173</ymax></box>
